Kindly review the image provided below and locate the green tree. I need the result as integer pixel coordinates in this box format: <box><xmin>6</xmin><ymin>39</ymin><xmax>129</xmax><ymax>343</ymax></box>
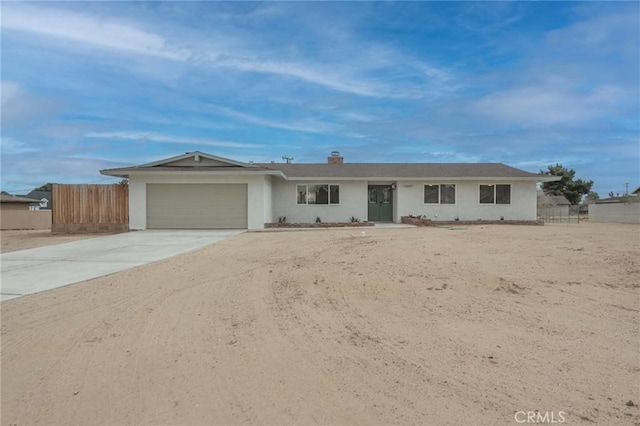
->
<box><xmin>541</xmin><ymin>164</ymin><xmax>593</xmax><ymax>205</ymax></box>
<box><xmin>585</xmin><ymin>191</ymin><xmax>600</xmax><ymax>201</ymax></box>
<box><xmin>34</xmin><ymin>183</ymin><xmax>54</xmax><ymax>191</ymax></box>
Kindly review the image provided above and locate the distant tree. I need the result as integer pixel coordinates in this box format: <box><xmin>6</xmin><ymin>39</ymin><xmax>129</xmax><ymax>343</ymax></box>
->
<box><xmin>585</xmin><ymin>191</ymin><xmax>600</xmax><ymax>201</ymax></box>
<box><xmin>540</xmin><ymin>164</ymin><xmax>593</xmax><ymax>205</ymax></box>
<box><xmin>118</xmin><ymin>178</ymin><xmax>129</xmax><ymax>185</ymax></box>
<box><xmin>608</xmin><ymin>191</ymin><xmax>615</xmax><ymax>198</ymax></box>
<box><xmin>34</xmin><ymin>183</ymin><xmax>54</xmax><ymax>191</ymax></box>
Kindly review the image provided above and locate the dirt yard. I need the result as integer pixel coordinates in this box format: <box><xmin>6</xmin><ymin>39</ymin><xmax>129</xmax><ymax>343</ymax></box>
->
<box><xmin>0</xmin><ymin>230</ymin><xmax>103</xmax><ymax>253</ymax></box>
<box><xmin>1</xmin><ymin>223</ymin><xmax>638</xmax><ymax>425</ymax></box>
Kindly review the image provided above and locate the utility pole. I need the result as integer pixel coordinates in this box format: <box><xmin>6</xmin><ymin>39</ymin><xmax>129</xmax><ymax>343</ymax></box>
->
<box><xmin>282</xmin><ymin>156</ymin><xmax>294</xmax><ymax>164</ymax></box>
<box><xmin>625</xmin><ymin>182</ymin><xmax>630</xmax><ymax>195</ymax></box>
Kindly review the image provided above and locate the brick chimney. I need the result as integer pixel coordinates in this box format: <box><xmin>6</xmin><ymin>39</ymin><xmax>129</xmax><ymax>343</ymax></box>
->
<box><xmin>328</xmin><ymin>151</ymin><xmax>343</xmax><ymax>164</ymax></box>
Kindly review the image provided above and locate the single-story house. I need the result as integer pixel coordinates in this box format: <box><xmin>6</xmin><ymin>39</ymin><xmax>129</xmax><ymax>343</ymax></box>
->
<box><xmin>0</xmin><ymin>193</ymin><xmax>40</xmax><ymax>211</ymax></box>
<box><xmin>21</xmin><ymin>190</ymin><xmax>52</xmax><ymax>211</ymax></box>
<box><xmin>590</xmin><ymin>192</ymin><xmax>640</xmax><ymax>224</ymax></box>
<box><xmin>100</xmin><ymin>151</ymin><xmax>559</xmax><ymax>230</ymax></box>
<box><xmin>0</xmin><ymin>193</ymin><xmax>52</xmax><ymax>230</ymax></box>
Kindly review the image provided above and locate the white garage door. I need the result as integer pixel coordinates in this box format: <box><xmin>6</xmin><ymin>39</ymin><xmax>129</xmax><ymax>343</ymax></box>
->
<box><xmin>146</xmin><ymin>184</ymin><xmax>248</xmax><ymax>229</ymax></box>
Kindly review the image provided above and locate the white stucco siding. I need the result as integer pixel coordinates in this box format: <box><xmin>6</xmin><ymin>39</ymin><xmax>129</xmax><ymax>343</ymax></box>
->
<box><xmin>263</xmin><ymin>176</ymin><xmax>274</xmax><ymax>224</ymax></box>
<box><xmin>396</xmin><ymin>180</ymin><xmax>538</xmax><ymax>221</ymax></box>
<box><xmin>271</xmin><ymin>180</ymin><xmax>368</xmax><ymax>223</ymax></box>
<box><xmin>590</xmin><ymin>203</ymin><xmax>640</xmax><ymax>224</ymax></box>
<box><xmin>128</xmin><ymin>173</ymin><xmax>270</xmax><ymax>230</ymax></box>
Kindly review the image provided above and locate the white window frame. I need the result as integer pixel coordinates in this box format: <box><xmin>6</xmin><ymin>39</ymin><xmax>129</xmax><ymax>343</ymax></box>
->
<box><xmin>479</xmin><ymin>184</ymin><xmax>511</xmax><ymax>205</ymax></box>
<box><xmin>296</xmin><ymin>184</ymin><xmax>340</xmax><ymax>205</ymax></box>
<box><xmin>423</xmin><ymin>184</ymin><xmax>456</xmax><ymax>205</ymax></box>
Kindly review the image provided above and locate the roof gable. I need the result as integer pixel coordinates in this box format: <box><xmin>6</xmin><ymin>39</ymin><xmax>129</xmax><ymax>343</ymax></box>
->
<box><xmin>140</xmin><ymin>151</ymin><xmax>251</xmax><ymax>168</ymax></box>
<box><xmin>538</xmin><ymin>193</ymin><xmax>571</xmax><ymax>206</ymax></box>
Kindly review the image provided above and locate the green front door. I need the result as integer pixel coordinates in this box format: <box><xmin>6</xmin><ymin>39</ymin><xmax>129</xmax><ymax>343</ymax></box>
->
<box><xmin>368</xmin><ymin>185</ymin><xmax>393</xmax><ymax>222</ymax></box>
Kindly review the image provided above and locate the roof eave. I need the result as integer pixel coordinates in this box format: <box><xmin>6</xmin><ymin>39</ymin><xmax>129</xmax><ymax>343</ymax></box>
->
<box><xmin>100</xmin><ymin>168</ymin><xmax>285</xmax><ymax>178</ymax></box>
<box><xmin>279</xmin><ymin>175</ymin><xmax>555</xmax><ymax>181</ymax></box>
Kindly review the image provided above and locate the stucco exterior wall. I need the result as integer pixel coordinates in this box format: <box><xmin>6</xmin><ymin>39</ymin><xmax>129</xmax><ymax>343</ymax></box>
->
<box><xmin>589</xmin><ymin>202</ymin><xmax>640</xmax><ymax>224</ymax></box>
<box><xmin>1</xmin><ymin>210</ymin><xmax>52</xmax><ymax>230</ymax></box>
<box><xmin>128</xmin><ymin>173</ymin><xmax>271</xmax><ymax>230</ymax></box>
<box><xmin>271</xmin><ymin>180</ymin><xmax>368</xmax><ymax>223</ymax></box>
<box><xmin>395</xmin><ymin>180</ymin><xmax>538</xmax><ymax>221</ymax></box>
<box><xmin>1</xmin><ymin>203</ymin><xmax>31</xmax><ymax>211</ymax></box>
<box><xmin>263</xmin><ymin>176</ymin><xmax>274</xmax><ymax>224</ymax></box>
<box><xmin>129</xmin><ymin>174</ymin><xmax>540</xmax><ymax>228</ymax></box>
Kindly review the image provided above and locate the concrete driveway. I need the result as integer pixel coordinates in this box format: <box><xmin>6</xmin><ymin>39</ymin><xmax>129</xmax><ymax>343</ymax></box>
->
<box><xmin>0</xmin><ymin>230</ymin><xmax>244</xmax><ymax>301</ymax></box>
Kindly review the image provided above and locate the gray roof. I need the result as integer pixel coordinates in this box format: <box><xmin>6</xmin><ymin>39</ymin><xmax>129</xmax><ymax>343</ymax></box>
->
<box><xmin>254</xmin><ymin>162</ymin><xmax>548</xmax><ymax>180</ymax></box>
<box><xmin>0</xmin><ymin>194</ymin><xmax>39</xmax><ymax>203</ymax></box>
<box><xmin>537</xmin><ymin>193</ymin><xmax>571</xmax><ymax>206</ymax></box>
<box><xmin>100</xmin><ymin>151</ymin><xmax>556</xmax><ymax>181</ymax></box>
<box><xmin>596</xmin><ymin>195</ymin><xmax>640</xmax><ymax>204</ymax></box>
<box><xmin>25</xmin><ymin>190</ymin><xmax>52</xmax><ymax>200</ymax></box>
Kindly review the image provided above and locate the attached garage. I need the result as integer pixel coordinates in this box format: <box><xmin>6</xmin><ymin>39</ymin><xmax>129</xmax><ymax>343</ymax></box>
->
<box><xmin>146</xmin><ymin>183</ymin><xmax>248</xmax><ymax>229</ymax></box>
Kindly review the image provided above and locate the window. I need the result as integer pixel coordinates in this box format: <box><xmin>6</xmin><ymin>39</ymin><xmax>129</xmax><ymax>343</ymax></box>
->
<box><xmin>441</xmin><ymin>184</ymin><xmax>456</xmax><ymax>204</ymax></box>
<box><xmin>424</xmin><ymin>185</ymin><xmax>439</xmax><ymax>204</ymax></box>
<box><xmin>424</xmin><ymin>184</ymin><xmax>456</xmax><ymax>204</ymax></box>
<box><xmin>479</xmin><ymin>185</ymin><xmax>494</xmax><ymax>204</ymax></box>
<box><xmin>480</xmin><ymin>184</ymin><xmax>511</xmax><ymax>204</ymax></box>
<box><xmin>296</xmin><ymin>184</ymin><xmax>340</xmax><ymax>205</ymax></box>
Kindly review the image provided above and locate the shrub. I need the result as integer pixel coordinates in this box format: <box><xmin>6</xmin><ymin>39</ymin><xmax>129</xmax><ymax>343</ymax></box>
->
<box><xmin>315</xmin><ymin>216</ymin><xmax>322</xmax><ymax>223</ymax></box>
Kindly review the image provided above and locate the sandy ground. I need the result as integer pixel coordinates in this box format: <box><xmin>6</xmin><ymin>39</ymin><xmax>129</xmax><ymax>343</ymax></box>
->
<box><xmin>1</xmin><ymin>223</ymin><xmax>638</xmax><ymax>425</ymax></box>
<box><xmin>0</xmin><ymin>230</ymin><xmax>104</xmax><ymax>253</ymax></box>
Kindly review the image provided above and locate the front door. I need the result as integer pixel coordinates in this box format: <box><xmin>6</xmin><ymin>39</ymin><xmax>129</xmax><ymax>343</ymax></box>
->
<box><xmin>368</xmin><ymin>185</ymin><xmax>393</xmax><ymax>222</ymax></box>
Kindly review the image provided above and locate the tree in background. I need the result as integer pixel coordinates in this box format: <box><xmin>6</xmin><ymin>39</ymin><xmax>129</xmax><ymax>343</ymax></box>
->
<box><xmin>541</xmin><ymin>164</ymin><xmax>593</xmax><ymax>205</ymax></box>
<box><xmin>585</xmin><ymin>191</ymin><xmax>600</xmax><ymax>201</ymax></box>
<box><xmin>34</xmin><ymin>183</ymin><xmax>54</xmax><ymax>191</ymax></box>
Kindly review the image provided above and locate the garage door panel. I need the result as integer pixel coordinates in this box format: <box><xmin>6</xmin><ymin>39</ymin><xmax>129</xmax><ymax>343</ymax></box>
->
<box><xmin>147</xmin><ymin>184</ymin><xmax>248</xmax><ymax>229</ymax></box>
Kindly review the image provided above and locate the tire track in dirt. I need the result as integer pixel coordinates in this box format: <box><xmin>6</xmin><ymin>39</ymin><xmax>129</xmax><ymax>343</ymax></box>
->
<box><xmin>2</xmin><ymin>226</ymin><xmax>638</xmax><ymax>425</ymax></box>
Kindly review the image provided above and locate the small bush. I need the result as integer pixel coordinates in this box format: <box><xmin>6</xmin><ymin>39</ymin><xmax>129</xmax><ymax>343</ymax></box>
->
<box><xmin>278</xmin><ymin>216</ymin><xmax>287</xmax><ymax>223</ymax></box>
<box><xmin>350</xmin><ymin>216</ymin><xmax>360</xmax><ymax>223</ymax></box>
<box><xmin>315</xmin><ymin>216</ymin><xmax>322</xmax><ymax>223</ymax></box>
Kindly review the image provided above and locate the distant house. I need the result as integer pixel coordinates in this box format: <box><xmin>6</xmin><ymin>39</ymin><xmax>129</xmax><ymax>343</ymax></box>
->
<box><xmin>0</xmin><ymin>193</ymin><xmax>39</xmax><ymax>211</ymax></box>
<box><xmin>22</xmin><ymin>190</ymin><xmax>52</xmax><ymax>211</ymax></box>
<box><xmin>595</xmin><ymin>195</ymin><xmax>638</xmax><ymax>204</ymax></box>
<box><xmin>537</xmin><ymin>193</ymin><xmax>571</xmax><ymax>219</ymax></box>
<box><xmin>101</xmin><ymin>151</ymin><xmax>559</xmax><ymax>230</ymax></box>
<box><xmin>0</xmin><ymin>193</ymin><xmax>52</xmax><ymax>230</ymax></box>
<box><xmin>588</xmin><ymin>186</ymin><xmax>639</xmax><ymax>224</ymax></box>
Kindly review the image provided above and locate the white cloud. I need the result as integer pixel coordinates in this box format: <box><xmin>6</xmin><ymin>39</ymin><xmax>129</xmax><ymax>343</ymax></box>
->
<box><xmin>0</xmin><ymin>136</ymin><xmax>38</xmax><ymax>154</ymax></box>
<box><xmin>207</xmin><ymin>104</ymin><xmax>336</xmax><ymax>134</ymax></box>
<box><xmin>546</xmin><ymin>11</ymin><xmax>638</xmax><ymax>52</ymax></box>
<box><xmin>1</xmin><ymin>3</ymin><xmax>455</xmax><ymax>99</ymax></box>
<box><xmin>0</xmin><ymin>81</ymin><xmax>66</xmax><ymax>127</ymax></box>
<box><xmin>471</xmin><ymin>84</ymin><xmax>626</xmax><ymax>126</ymax></box>
<box><xmin>214</xmin><ymin>56</ymin><xmax>385</xmax><ymax>98</ymax></box>
<box><xmin>85</xmin><ymin>131</ymin><xmax>263</xmax><ymax>149</ymax></box>
<box><xmin>1</xmin><ymin>81</ymin><xmax>22</xmax><ymax>106</ymax></box>
<box><xmin>1</xmin><ymin>3</ymin><xmax>184</xmax><ymax>60</ymax></box>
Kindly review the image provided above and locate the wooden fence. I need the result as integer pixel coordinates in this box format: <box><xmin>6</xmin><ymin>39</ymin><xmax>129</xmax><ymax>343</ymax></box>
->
<box><xmin>52</xmin><ymin>184</ymin><xmax>129</xmax><ymax>233</ymax></box>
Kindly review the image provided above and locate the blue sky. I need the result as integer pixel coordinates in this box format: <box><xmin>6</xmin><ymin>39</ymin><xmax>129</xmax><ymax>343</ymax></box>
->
<box><xmin>1</xmin><ymin>1</ymin><xmax>638</xmax><ymax>197</ymax></box>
